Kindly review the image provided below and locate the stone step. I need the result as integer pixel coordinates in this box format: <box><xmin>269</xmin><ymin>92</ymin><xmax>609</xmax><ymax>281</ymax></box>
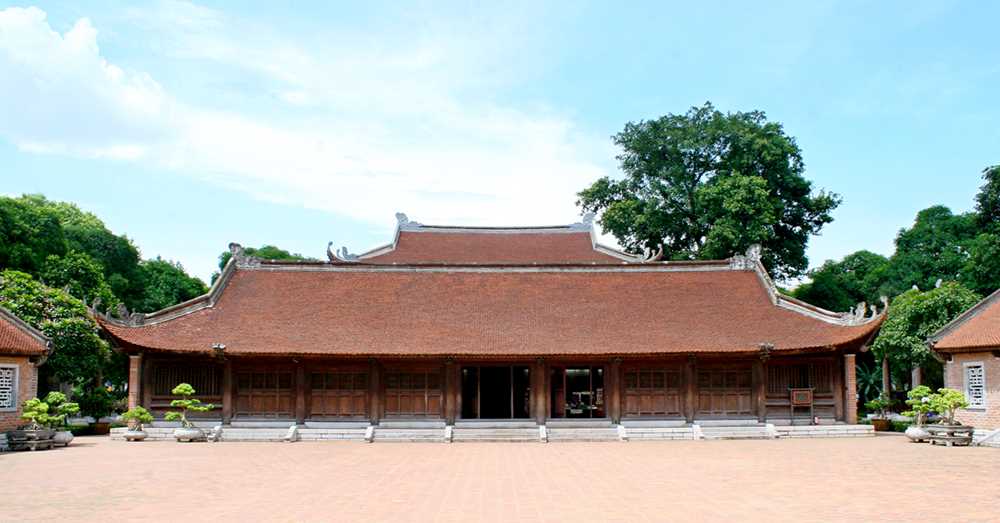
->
<box><xmin>373</xmin><ymin>428</ymin><xmax>445</xmax><ymax>442</ymax></box>
<box><xmin>775</xmin><ymin>425</ymin><xmax>874</xmax><ymax>438</ymax></box>
<box><xmin>546</xmin><ymin>428</ymin><xmax>621</xmax><ymax>441</ymax></box>
<box><xmin>298</xmin><ymin>429</ymin><xmax>367</xmax><ymax>441</ymax></box>
<box><xmin>452</xmin><ymin>428</ymin><xmax>541</xmax><ymax>442</ymax></box>
<box><xmin>700</xmin><ymin>426</ymin><xmax>772</xmax><ymax>440</ymax></box>
<box><xmin>626</xmin><ymin>428</ymin><xmax>696</xmax><ymax>440</ymax></box>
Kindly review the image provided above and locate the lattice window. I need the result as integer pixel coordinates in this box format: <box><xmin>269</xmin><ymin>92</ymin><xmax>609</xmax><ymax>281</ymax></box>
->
<box><xmin>152</xmin><ymin>364</ymin><xmax>222</xmax><ymax>396</ymax></box>
<box><xmin>965</xmin><ymin>363</ymin><xmax>986</xmax><ymax>408</ymax></box>
<box><xmin>0</xmin><ymin>366</ymin><xmax>17</xmax><ymax>411</ymax></box>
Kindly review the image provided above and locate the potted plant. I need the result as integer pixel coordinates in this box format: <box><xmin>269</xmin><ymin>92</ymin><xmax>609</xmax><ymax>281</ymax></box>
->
<box><xmin>903</xmin><ymin>385</ymin><xmax>933</xmax><ymax>442</ymax></box>
<box><xmin>42</xmin><ymin>392</ymin><xmax>80</xmax><ymax>446</ymax></box>
<box><xmin>76</xmin><ymin>386</ymin><xmax>116</xmax><ymax>435</ymax></box>
<box><xmin>864</xmin><ymin>393</ymin><xmax>895</xmax><ymax>431</ymax></box>
<box><xmin>120</xmin><ymin>406</ymin><xmax>154</xmax><ymax>442</ymax></box>
<box><xmin>929</xmin><ymin>388</ymin><xmax>969</xmax><ymax>426</ymax></box>
<box><xmin>10</xmin><ymin>398</ymin><xmax>57</xmax><ymax>450</ymax></box>
<box><xmin>164</xmin><ymin>383</ymin><xmax>214</xmax><ymax>442</ymax></box>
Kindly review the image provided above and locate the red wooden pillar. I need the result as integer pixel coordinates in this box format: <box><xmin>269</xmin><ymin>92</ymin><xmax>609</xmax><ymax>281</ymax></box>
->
<box><xmin>608</xmin><ymin>358</ymin><xmax>622</xmax><ymax>424</ymax></box>
<box><xmin>141</xmin><ymin>356</ymin><xmax>153</xmax><ymax>410</ymax></box>
<box><xmin>444</xmin><ymin>360</ymin><xmax>456</xmax><ymax>425</ymax></box>
<box><xmin>844</xmin><ymin>353</ymin><xmax>858</xmax><ymax>424</ymax></box>
<box><xmin>127</xmin><ymin>353</ymin><xmax>142</xmax><ymax>410</ymax></box>
<box><xmin>222</xmin><ymin>358</ymin><xmax>233</xmax><ymax>424</ymax></box>
<box><xmin>295</xmin><ymin>361</ymin><xmax>306</xmax><ymax>425</ymax></box>
<box><xmin>533</xmin><ymin>358</ymin><xmax>547</xmax><ymax>425</ymax></box>
<box><xmin>685</xmin><ymin>355</ymin><xmax>697</xmax><ymax>423</ymax></box>
<box><xmin>833</xmin><ymin>356</ymin><xmax>845</xmax><ymax>421</ymax></box>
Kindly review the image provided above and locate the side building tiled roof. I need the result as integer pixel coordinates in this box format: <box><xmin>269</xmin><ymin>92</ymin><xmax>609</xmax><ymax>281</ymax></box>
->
<box><xmin>97</xmin><ymin>243</ymin><xmax>884</xmax><ymax>358</ymax></box>
<box><xmin>0</xmin><ymin>307</ymin><xmax>50</xmax><ymax>356</ymax></box>
<box><xmin>930</xmin><ymin>288</ymin><xmax>1000</xmax><ymax>352</ymax></box>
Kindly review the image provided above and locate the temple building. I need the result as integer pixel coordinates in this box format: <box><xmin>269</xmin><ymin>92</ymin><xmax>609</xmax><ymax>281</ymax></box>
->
<box><xmin>0</xmin><ymin>307</ymin><xmax>50</xmax><ymax>431</ymax></box>
<box><xmin>98</xmin><ymin>214</ymin><xmax>883</xmax><ymax>430</ymax></box>
<box><xmin>931</xmin><ymin>289</ymin><xmax>1000</xmax><ymax>430</ymax></box>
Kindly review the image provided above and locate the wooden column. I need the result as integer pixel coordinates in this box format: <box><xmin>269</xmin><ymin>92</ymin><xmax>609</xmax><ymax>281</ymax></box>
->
<box><xmin>368</xmin><ymin>359</ymin><xmax>381</xmax><ymax>425</ymax></box>
<box><xmin>685</xmin><ymin>355</ymin><xmax>697</xmax><ymax>423</ymax></box>
<box><xmin>833</xmin><ymin>356</ymin><xmax>845</xmax><ymax>421</ymax></box>
<box><xmin>141</xmin><ymin>356</ymin><xmax>153</xmax><ymax>410</ymax></box>
<box><xmin>881</xmin><ymin>356</ymin><xmax>891</xmax><ymax>397</ymax></box>
<box><xmin>444</xmin><ymin>360</ymin><xmax>456</xmax><ymax>425</ymax></box>
<box><xmin>533</xmin><ymin>359</ymin><xmax>547</xmax><ymax>425</ymax></box>
<box><xmin>608</xmin><ymin>358</ymin><xmax>622</xmax><ymax>424</ymax></box>
<box><xmin>127</xmin><ymin>353</ymin><xmax>142</xmax><ymax>410</ymax></box>
<box><xmin>222</xmin><ymin>358</ymin><xmax>233</xmax><ymax>424</ymax></box>
<box><xmin>844</xmin><ymin>353</ymin><xmax>858</xmax><ymax>424</ymax></box>
<box><xmin>911</xmin><ymin>366</ymin><xmax>922</xmax><ymax>388</ymax></box>
<box><xmin>752</xmin><ymin>358</ymin><xmax>766</xmax><ymax>422</ymax></box>
<box><xmin>294</xmin><ymin>361</ymin><xmax>306</xmax><ymax>425</ymax></box>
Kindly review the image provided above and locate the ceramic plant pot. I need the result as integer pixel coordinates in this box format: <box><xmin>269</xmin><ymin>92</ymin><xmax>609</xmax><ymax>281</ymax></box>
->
<box><xmin>173</xmin><ymin>426</ymin><xmax>206</xmax><ymax>442</ymax></box>
<box><xmin>124</xmin><ymin>429</ymin><xmax>148</xmax><ymax>442</ymax></box>
<box><xmin>904</xmin><ymin>425</ymin><xmax>929</xmax><ymax>442</ymax></box>
<box><xmin>53</xmin><ymin>430</ymin><xmax>74</xmax><ymax>446</ymax></box>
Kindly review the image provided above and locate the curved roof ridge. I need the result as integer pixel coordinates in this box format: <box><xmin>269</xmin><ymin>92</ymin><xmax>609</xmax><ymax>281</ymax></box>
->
<box><xmin>0</xmin><ymin>306</ymin><xmax>51</xmax><ymax>356</ymax></box>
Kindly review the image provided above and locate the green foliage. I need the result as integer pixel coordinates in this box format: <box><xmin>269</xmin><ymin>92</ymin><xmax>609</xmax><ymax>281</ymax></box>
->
<box><xmin>164</xmin><ymin>383</ymin><xmax>214</xmax><ymax>428</ymax></box>
<box><xmin>577</xmin><ymin>102</ymin><xmax>841</xmax><ymax>280</ymax></box>
<box><xmin>879</xmin><ymin>206</ymin><xmax>978</xmax><ymax>298</ymax></box>
<box><xmin>75</xmin><ymin>385</ymin><xmax>116</xmax><ymax>419</ymax></box>
<box><xmin>20</xmin><ymin>397</ymin><xmax>54</xmax><ymax>428</ymax></box>
<box><xmin>962</xmin><ymin>233</ymin><xmax>1000</xmax><ymax>296</ymax></box>
<box><xmin>121</xmin><ymin>406</ymin><xmax>154</xmax><ymax>426</ymax></box>
<box><xmin>0</xmin><ymin>195</ymin><xmax>67</xmax><ymax>273</ymax></box>
<box><xmin>19</xmin><ymin>392</ymin><xmax>79</xmax><ymax>429</ymax></box>
<box><xmin>902</xmin><ymin>385</ymin><xmax>934</xmax><ymax>425</ymax></box>
<box><xmin>855</xmin><ymin>361</ymin><xmax>882</xmax><ymax>404</ymax></box>
<box><xmin>864</xmin><ymin>393</ymin><xmax>895</xmax><ymax>419</ymax></box>
<box><xmin>0</xmin><ymin>270</ymin><xmax>111</xmax><ymax>385</ymax></box>
<box><xmin>133</xmin><ymin>257</ymin><xmax>208</xmax><ymax>312</ymax></box>
<box><xmin>39</xmin><ymin>251</ymin><xmax>118</xmax><ymax>308</ymax></box>
<box><xmin>975</xmin><ymin>165</ymin><xmax>1000</xmax><ymax>230</ymax></box>
<box><xmin>213</xmin><ymin>245</ymin><xmax>312</xmax><ymax>282</ymax></box>
<box><xmin>872</xmin><ymin>282</ymin><xmax>980</xmax><ymax>372</ymax></box>
<box><xmin>793</xmin><ymin>250</ymin><xmax>891</xmax><ymax>312</ymax></box>
<box><xmin>929</xmin><ymin>387</ymin><xmax>968</xmax><ymax>425</ymax></box>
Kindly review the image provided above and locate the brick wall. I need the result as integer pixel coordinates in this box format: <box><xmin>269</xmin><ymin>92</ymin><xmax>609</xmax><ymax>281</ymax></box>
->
<box><xmin>0</xmin><ymin>356</ymin><xmax>38</xmax><ymax>431</ymax></box>
<box><xmin>944</xmin><ymin>351</ymin><xmax>1000</xmax><ymax>430</ymax></box>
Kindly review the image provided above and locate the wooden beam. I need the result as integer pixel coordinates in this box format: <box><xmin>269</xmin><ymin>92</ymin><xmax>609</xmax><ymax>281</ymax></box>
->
<box><xmin>294</xmin><ymin>361</ymin><xmax>306</xmax><ymax>424</ymax></box>
<box><xmin>222</xmin><ymin>358</ymin><xmax>233</xmax><ymax>424</ymax></box>
<box><xmin>444</xmin><ymin>360</ymin><xmax>456</xmax><ymax>425</ymax></box>
<box><xmin>685</xmin><ymin>356</ymin><xmax>697</xmax><ymax>423</ymax></box>
<box><xmin>608</xmin><ymin>359</ymin><xmax>622</xmax><ymax>424</ymax></box>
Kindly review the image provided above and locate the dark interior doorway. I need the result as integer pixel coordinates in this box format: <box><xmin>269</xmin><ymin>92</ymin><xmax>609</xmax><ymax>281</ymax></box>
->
<box><xmin>461</xmin><ymin>366</ymin><xmax>531</xmax><ymax>419</ymax></box>
<box><xmin>550</xmin><ymin>366</ymin><xmax>605</xmax><ymax>418</ymax></box>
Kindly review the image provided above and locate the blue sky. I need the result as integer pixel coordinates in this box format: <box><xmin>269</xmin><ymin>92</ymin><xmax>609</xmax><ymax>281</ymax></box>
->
<box><xmin>1</xmin><ymin>1</ymin><xmax>997</xmax><ymax>283</ymax></box>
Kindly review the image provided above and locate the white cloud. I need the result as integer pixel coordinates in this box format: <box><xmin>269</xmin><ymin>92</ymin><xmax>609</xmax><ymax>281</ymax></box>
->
<box><xmin>0</xmin><ymin>3</ymin><xmax>613</xmax><ymax>229</ymax></box>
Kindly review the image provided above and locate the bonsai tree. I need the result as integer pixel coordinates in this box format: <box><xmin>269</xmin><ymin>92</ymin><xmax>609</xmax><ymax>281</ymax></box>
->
<box><xmin>903</xmin><ymin>385</ymin><xmax>934</xmax><ymax>426</ymax></box>
<box><xmin>20</xmin><ymin>398</ymin><xmax>56</xmax><ymax>430</ymax></box>
<box><xmin>929</xmin><ymin>388</ymin><xmax>969</xmax><ymax>425</ymax></box>
<box><xmin>864</xmin><ymin>393</ymin><xmax>895</xmax><ymax>420</ymax></box>
<box><xmin>75</xmin><ymin>385</ymin><xmax>115</xmax><ymax>422</ymax></box>
<box><xmin>41</xmin><ymin>392</ymin><xmax>80</xmax><ymax>430</ymax></box>
<box><xmin>163</xmin><ymin>383</ymin><xmax>214</xmax><ymax>428</ymax></box>
<box><xmin>121</xmin><ymin>406</ymin><xmax>154</xmax><ymax>431</ymax></box>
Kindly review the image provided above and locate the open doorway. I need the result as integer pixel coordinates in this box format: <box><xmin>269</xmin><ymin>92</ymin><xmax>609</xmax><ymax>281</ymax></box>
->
<box><xmin>550</xmin><ymin>366</ymin><xmax>605</xmax><ymax>418</ymax></box>
<box><xmin>461</xmin><ymin>366</ymin><xmax>531</xmax><ymax>419</ymax></box>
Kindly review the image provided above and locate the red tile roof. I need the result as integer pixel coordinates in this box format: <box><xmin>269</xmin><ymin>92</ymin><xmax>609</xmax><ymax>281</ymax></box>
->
<box><xmin>0</xmin><ymin>308</ymin><xmax>49</xmax><ymax>356</ymax></box>
<box><xmin>99</xmin><ymin>263</ymin><xmax>882</xmax><ymax>358</ymax></box>
<box><xmin>932</xmin><ymin>289</ymin><xmax>1000</xmax><ymax>352</ymax></box>
<box><xmin>361</xmin><ymin>229</ymin><xmax>629</xmax><ymax>265</ymax></box>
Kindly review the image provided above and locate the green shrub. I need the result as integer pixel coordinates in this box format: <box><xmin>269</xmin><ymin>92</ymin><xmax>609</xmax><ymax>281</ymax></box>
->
<box><xmin>903</xmin><ymin>385</ymin><xmax>934</xmax><ymax>426</ymax></box>
<box><xmin>163</xmin><ymin>383</ymin><xmax>213</xmax><ymax>428</ymax></box>
<box><xmin>929</xmin><ymin>388</ymin><xmax>968</xmax><ymax>425</ymax></box>
<box><xmin>121</xmin><ymin>406</ymin><xmax>154</xmax><ymax>429</ymax></box>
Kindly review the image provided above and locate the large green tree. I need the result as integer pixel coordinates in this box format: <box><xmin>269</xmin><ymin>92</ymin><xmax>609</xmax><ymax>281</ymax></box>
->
<box><xmin>879</xmin><ymin>206</ymin><xmax>978</xmax><ymax>297</ymax></box>
<box><xmin>0</xmin><ymin>196</ymin><xmax>67</xmax><ymax>273</ymax></box>
<box><xmin>134</xmin><ymin>257</ymin><xmax>208</xmax><ymax>312</ymax></box>
<box><xmin>792</xmin><ymin>250</ymin><xmax>891</xmax><ymax>312</ymax></box>
<box><xmin>212</xmin><ymin>245</ymin><xmax>313</xmax><ymax>282</ymax></box>
<box><xmin>578</xmin><ymin>102</ymin><xmax>840</xmax><ymax>280</ymax></box>
<box><xmin>975</xmin><ymin>165</ymin><xmax>1000</xmax><ymax>230</ymax></box>
<box><xmin>871</xmin><ymin>282</ymin><xmax>980</xmax><ymax>389</ymax></box>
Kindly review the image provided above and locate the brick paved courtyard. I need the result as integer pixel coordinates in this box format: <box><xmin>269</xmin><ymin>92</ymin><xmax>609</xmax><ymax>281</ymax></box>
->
<box><xmin>4</xmin><ymin>435</ymin><xmax>999</xmax><ymax>522</ymax></box>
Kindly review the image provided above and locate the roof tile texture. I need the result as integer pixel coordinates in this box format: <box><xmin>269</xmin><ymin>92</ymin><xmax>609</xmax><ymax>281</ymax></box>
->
<box><xmin>935</xmin><ymin>292</ymin><xmax>1000</xmax><ymax>350</ymax></box>
<box><xmin>103</xmin><ymin>268</ymin><xmax>878</xmax><ymax>357</ymax></box>
<box><xmin>362</xmin><ymin>230</ymin><xmax>626</xmax><ymax>264</ymax></box>
<box><xmin>0</xmin><ymin>310</ymin><xmax>48</xmax><ymax>356</ymax></box>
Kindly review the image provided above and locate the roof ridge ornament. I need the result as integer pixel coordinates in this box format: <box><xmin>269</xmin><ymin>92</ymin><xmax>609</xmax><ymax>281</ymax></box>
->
<box><xmin>639</xmin><ymin>245</ymin><xmax>664</xmax><ymax>263</ymax></box>
<box><xmin>395</xmin><ymin>212</ymin><xmax>422</xmax><ymax>230</ymax></box>
<box><xmin>729</xmin><ymin>244</ymin><xmax>762</xmax><ymax>270</ymax></box>
<box><xmin>327</xmin><ymin>241</ymin><xmax>359</xmax><ymax>263</ymax></box>
<box><xmin>228</xmin><ymin>242</ymin><xmax>261</xmax><ymax>269</ymax></box>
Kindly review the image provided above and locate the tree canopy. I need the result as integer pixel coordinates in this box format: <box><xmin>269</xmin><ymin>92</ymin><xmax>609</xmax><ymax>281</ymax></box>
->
<box><xmin>577</xmin><ymin>102</ymin><xmax>840</xmax><ymax>280</ymax></box>
<box><xmin>792</xmin><ymin>250</ymin><xmax>890</xmax><ymax>313</ymax></box>
<box><xmin>212</xmin><ymin>245</ymin><xmax>313</xmax><ymax>282</ymax></box>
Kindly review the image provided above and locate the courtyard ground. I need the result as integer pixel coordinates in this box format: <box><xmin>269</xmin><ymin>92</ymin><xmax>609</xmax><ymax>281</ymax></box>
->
<box><xmin>3</xmin><ymin>434</ymin><xmax>998</xmax><ymax>522</ymax></box>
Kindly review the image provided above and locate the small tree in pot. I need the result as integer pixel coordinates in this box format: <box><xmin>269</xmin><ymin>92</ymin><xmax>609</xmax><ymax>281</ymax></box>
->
<box><xmin>929</xmin><ymin>388</ymin><xmax>968</xmax><ymax>426</ymax></box>
<box><xmin>120</xmin><ymin>406</ymin><xmax>154</xmax><ymax>442</ymax></box>
<box><xmin>903</xmin><ymin>385</ymin><xmax>933</xmax><ymax>442</ymax></box>
<box><xmin>42</xmin><ymin>392</ymin><xmax>80</xmax><ymax>446</ymax></box>
<box><xmin>164</xmin><ymin>383</ymin><xmax>214</xmax><ymax>442</ymax></box>
<box><xmin>864</xmin><ymin>393</ymin><xmax>895</xmax><ymax>431</ymax></box>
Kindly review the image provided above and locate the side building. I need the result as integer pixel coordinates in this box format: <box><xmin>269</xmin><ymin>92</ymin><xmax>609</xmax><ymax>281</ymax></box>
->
<box><xmin>930</xmin><ymin>288</ymin><xmax>1000</xmax><ymax>430</ymax></box>
<box><xmin>97</xmin><ymin>214</ymin><xmax>883</xmax><ymax>427</ymax></box>
<box><xmin>0</xmin><ymin>307</ymin><xmax>51</xmax><ymax>431</ymax></box>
